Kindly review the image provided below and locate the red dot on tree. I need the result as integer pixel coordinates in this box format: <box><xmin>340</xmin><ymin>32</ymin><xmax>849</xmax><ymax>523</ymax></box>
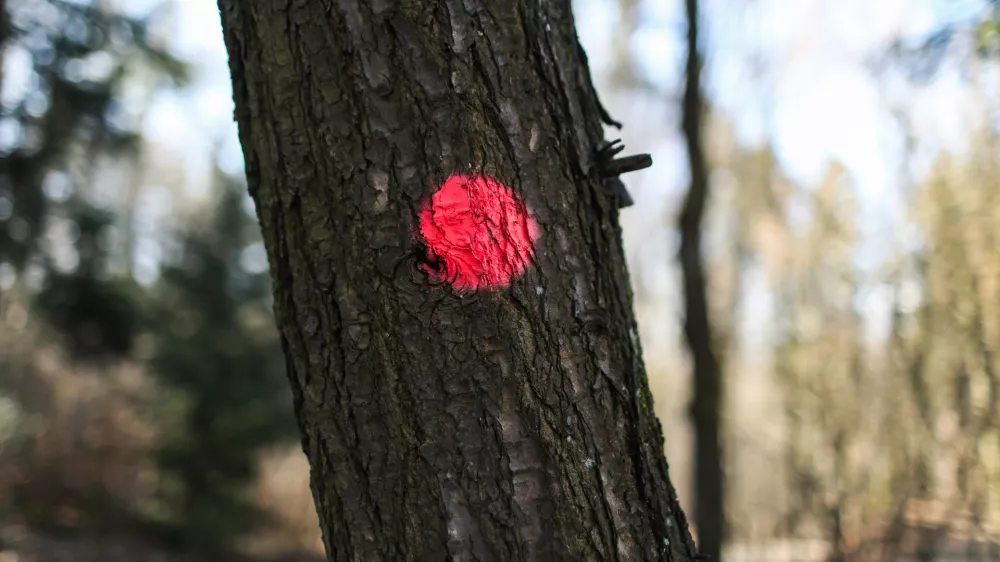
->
<box><xmin>418</xmin><ymin>174</ymin><xmax>540</xmax><ymax>291</ymax></box>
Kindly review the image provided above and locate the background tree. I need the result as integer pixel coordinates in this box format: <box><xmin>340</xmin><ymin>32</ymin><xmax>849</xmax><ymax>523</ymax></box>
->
<box><xmin>0</xmin><ymin>0</ymin><xmax>184</xmax><ymax>358</ymax></box>
<box><xmin>145</xmin><ymin>173</ymin><xmax>296</xmax><ymax>551</ymax></box>
<box><xmin>0</xmin><ymin>0</ymin><xmax>183</xmax><ymax>531</ymax></box>
<box><xmin>678</xmin><ymin>0</ymin><xmax>725</xmax><ymax>560</ymax></box>
<box><xmin>0</xmin><ymin>2</ymin><xmax>301</xmax><ymax>555</ymax></box>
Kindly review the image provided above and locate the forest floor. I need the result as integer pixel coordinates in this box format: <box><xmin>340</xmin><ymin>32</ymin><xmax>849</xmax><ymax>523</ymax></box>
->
<box><xmin>0</xmin><ymin>525</ymin><xmax>325</xmax><ymax>562</ymax></box>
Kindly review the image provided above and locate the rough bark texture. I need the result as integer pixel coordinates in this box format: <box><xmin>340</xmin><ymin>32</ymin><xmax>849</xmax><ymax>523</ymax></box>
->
<box><xmin>217</xmin><ymin>1</ymin><xmax>697</xmax><ymax>560</ymax></box>
<box><xmin>679</xmin><ymin>1</ymin><xmax>726</xmax><ymax>561</ymax></box>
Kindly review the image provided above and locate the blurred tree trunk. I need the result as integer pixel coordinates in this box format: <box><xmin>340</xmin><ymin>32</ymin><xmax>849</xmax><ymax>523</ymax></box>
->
<box><xmin>217</xmin><ymin>1</ymin><xmax>699</xmax><ymax>560</ymax></box>
<box><xmin>679</xmin><ymin>0</ymin><xmax>726</xmax><ymax>560</ymax></box>
<box><xmin>0</xmin><ymin>0</ymin><xmax>6</xmax><ymax>94</ymax></box>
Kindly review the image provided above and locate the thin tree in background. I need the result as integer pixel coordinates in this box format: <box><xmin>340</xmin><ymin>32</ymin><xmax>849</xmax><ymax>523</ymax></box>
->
<box><xmin>217</xmin><ymin>0</ymin><xmax>701</xmax><ymax>559</ymax></box>
<box><xmin>679</xmin><ymin>0</ymin><xmax>726</xmax><ymax>560</ymax></box>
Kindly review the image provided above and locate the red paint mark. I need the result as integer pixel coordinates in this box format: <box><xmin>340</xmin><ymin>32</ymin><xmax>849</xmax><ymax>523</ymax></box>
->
<box><xmin>418</xmin><ymin>174</ymin><xmax>540</xmax><ymax>291</ymax></box>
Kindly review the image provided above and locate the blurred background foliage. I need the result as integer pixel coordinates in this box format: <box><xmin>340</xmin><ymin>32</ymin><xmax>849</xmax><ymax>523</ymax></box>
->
<box><xmin>0</xmin><ymin>1</ymin><xmax>303</xmax><ymax>559</ymax></box>
<box><xmin>0</xmin><ymin>0</ymin><xmax>1000</xmax><ymax>561</ymax></box>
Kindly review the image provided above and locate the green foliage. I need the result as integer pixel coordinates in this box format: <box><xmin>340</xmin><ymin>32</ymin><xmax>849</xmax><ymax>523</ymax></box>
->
<box><xmin>0</xmin><ymin>0</ymin><xmax>184</xmax><ymax>269</ymax></box>
<box><xmin>976</xmin><ymin>15</ymin><xmax>1000</xmax><ymax>57</ymax></box>
<box><xmin>33</xmin><ymin>198</ymin><xmax>142</xmax><ymax>359</ymax></box>
<box><xmin>0</xmin><ymin>0</ymin><xmax>184</xmax><ymax>360</ymax></box>
<box><xmin>0</xmin><ymin>2</ymin><xmax>298</xmax><ymax>553</ymax></box>
<box><xmin>145</xmin><ymin>176</ymin><xmax>295</xmax><ymax>551</ymax></box>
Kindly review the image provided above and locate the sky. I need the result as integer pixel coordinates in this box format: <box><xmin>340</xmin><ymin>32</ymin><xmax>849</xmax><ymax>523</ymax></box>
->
<box><xmin>142</xmin><ymin>0</ymin><xmax>990</xmax><ymax>193</ymax></box>
<box><xmin>128</xmin><ymin>0</ymin><xmax>997</xmax><ymax>347</ymax></box>
<box><xmin>143</xmin><ymin>0</ymin><xmax>994</xmax><ymax>203</ymax></box>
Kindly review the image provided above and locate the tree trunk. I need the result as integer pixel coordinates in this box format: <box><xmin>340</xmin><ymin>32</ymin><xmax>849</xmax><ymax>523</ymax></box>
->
<box><xmin>679</xmin><ymin>0</ymin><xmax>726</xmax><ymax>560</ymax></box>
<box><xmin>217</xmin><ymin>1</ymin><xmax>698</xmax><ymax>560</ymax></box>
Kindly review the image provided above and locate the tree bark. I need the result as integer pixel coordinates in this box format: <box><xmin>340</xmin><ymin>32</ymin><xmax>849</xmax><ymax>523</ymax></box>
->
<box><xmin>217</xmin><ymin>1</ymin><xmax>697</xmax><ymax>560</ymax></box>
<box><xmin>679</xmin><ymin>1</ymin><xmax>726</xmax><ymax>561</ymax></box>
